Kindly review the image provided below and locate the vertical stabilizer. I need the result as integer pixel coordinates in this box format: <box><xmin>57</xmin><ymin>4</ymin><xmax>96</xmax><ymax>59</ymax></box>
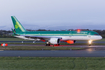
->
<box><xmin>11</xmin><ymin>16</ymin><xmax>26</xmax><ymax>33</ymax></box>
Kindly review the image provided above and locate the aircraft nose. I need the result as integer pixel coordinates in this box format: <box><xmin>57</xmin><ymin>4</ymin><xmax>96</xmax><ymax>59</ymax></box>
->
<box><xmin>99</xmin><ymin>35</ymin><xmax>102</xmax><ymax>40</ymax></box>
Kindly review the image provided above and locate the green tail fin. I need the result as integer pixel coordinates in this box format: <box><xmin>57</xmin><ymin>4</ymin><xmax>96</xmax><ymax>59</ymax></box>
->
<box><xmin>11</xmin><ymin>16</ymin><xmax>26</xmax><ymax>33</ymax></box>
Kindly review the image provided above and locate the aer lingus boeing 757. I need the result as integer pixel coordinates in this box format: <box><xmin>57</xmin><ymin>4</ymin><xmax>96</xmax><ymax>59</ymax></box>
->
<box><xmin>11</xmin><ymin>16</ymin><xmax>102</xmax><ymax>46</ymax></box>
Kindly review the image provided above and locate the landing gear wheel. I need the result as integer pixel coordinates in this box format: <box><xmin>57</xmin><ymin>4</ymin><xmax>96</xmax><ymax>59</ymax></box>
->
<box><xmin>89</xmin><ymin>44</ymin><xmax>91</xmax><ymax>46</ymax></box>
<box><xmin>46</xmin><ymin>42</ymin><xmax>50</xmax><ymax>46</ymax></box>
<box><xmin>54</xmin><ymin>44</ymin><xmax>60</xmax><ymax>46</ymax></box>
<box><xmin>88</xmin><ymin>40</ymin><xmax>92</xmax><ymax>46</ymax></box>
<box><xmin>58</xmin><ymin>44</ymin><xmax>60</xmax><ymax>46</ymax></box>
<box><xmin>46</xmin><ymin>44</ymin><xmax>50</xmax><ymax>46</ymax></box>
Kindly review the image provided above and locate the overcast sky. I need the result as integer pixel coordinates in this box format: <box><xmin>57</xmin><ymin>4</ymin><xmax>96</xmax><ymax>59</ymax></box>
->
<box><xmin>0</xmin><ymin>0</ymin><xmax>105</xmax><ymax>30</ymax></box>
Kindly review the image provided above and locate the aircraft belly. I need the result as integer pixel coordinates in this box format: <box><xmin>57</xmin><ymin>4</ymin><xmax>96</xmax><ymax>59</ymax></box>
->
<box><xmin>90</xmin><ymin>35</ymin><xmax>102</xmax><ymax>40</ymax></box>
<box><xmin>67</xmin><ymin>35</ymin><xmax>102</xmax><ymax>40</ymax></box>
<box><xmin>69</xmin><ymin>36</ymin><xmax>89</xmax><ymax>40</ymax></box>
<box><xmin>15</xmin><ymin>36</ymin><xmax>35</xmax><ymax>40</ymax></box>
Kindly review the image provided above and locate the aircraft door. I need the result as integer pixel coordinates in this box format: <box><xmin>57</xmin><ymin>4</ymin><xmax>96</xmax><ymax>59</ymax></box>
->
<box><xmin>88</xmin><ymin>32</ymin><xmax>91</xmax><ymax>38</ymax></box>
<box><xmin>69</xmin><ymin>31</ymin><xmax>72</xmax><ymax>37</ymax></box>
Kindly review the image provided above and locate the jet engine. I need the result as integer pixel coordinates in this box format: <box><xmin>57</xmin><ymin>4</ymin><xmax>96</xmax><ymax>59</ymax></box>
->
<box><xmin>49</xmin><ymin>38</ymin><xmax>60</xmax><ymax>44</ymax></box>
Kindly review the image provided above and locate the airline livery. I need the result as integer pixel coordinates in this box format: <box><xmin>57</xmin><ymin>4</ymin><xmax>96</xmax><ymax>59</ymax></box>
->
<box><xmin>11</xmin><ymin>16</ymin><xmax>102</xmax><ymax>46</ymax></box>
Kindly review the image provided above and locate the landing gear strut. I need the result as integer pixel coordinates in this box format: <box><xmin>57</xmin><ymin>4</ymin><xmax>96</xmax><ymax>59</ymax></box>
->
<box><xmin>88</xmin><ymin>40</ymin><xmax>92</xmax><ymax>46</ymax></box>
<box><xmin>46</xmin><ymin>42</ymin><xmax>50</xmax><ymax>46</ymax></box>
<box><xmin>33</xmin><ymin>41</ymin><xmax>35</xmax><ymax>43</ymax></box>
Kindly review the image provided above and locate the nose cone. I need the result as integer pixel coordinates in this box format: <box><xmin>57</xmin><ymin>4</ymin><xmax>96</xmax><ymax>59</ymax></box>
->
<box><xmin>98</xmin><ymin>35</ymin><xmax>102</xmax><ymax>40</ymax></box>
<box><xmin>91</xmin><ymin>35</ymin><xmax>102</xmax><ymax>40</ymax></box>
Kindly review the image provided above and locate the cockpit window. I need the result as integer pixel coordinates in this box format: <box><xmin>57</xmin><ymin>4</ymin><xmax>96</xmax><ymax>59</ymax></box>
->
<box><xmin>94</xmin><ymin>34</ymin><xmax>99</xmax><ymax>35</ymax></box>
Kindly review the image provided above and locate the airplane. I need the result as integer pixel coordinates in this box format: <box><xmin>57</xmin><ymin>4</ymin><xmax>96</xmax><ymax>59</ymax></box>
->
<box><xmin>11</xmin><ymin>16</ymin><xmax>102</xmax><ymax>46</ymax></box>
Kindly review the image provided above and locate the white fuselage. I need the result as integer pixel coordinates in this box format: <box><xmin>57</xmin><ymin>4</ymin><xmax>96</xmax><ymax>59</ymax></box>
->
<box><xmin>15</xmin><ymin>35</ymin><xmax>102</xmax><ymax>41</ymax></box>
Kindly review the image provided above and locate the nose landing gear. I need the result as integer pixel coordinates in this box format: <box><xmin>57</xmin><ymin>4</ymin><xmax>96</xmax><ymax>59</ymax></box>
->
<box><xmin>88</xmin><ymin>40</ymin><xmax>92</xmax><ymax>46</ymax></box>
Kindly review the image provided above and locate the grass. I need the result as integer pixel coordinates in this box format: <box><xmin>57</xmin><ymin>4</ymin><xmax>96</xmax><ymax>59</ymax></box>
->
<box><xmin>97</xmin><ymin>38</ymin><xmax>105</xmax><ymax>41</ymax></box>
<box><xmin>0</xmin><ymin>38</ymin><xmax>24</xmax><ymax>41</ymax></box>
<box><xmin>0</xmin><ymin>46</ymin><xmax>85</xmax><ymax>50</ymax></box>
<box><xmin>0</xmin><ymin>57</ymin><xmax>104</xmax><ymax>70</ymax></box>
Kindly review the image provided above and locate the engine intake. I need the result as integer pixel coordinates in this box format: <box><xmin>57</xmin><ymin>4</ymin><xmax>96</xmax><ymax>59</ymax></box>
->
<box><xmin>49</xmin><ymin>38</ymin><xmax>60</xmax><ymax>44</ymax></box>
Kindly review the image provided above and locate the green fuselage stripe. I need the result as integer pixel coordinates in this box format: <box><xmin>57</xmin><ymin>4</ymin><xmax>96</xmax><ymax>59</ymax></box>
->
<box><xmin>16</xmin><ymin>33</ymin><xmax>92</xmax><ymax>36</ymax></box>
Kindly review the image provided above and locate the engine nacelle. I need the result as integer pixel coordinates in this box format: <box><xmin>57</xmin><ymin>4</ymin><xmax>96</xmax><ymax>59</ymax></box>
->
<box><xmin>49</xmin><ymin>38</ymin><xmax>60</xmax><ymax>44</ymax></box>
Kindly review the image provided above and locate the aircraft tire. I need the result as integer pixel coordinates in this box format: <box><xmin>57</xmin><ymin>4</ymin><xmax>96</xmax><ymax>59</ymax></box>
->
<box><xmin>46</xmin><ymin>44</ymin><xmax>50</xmax><ymax>46</ymax></box>
<box><xmin>89</xmin><ymin>44</ymin><xmax>91</xmax><ymax>46</ymax></box>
